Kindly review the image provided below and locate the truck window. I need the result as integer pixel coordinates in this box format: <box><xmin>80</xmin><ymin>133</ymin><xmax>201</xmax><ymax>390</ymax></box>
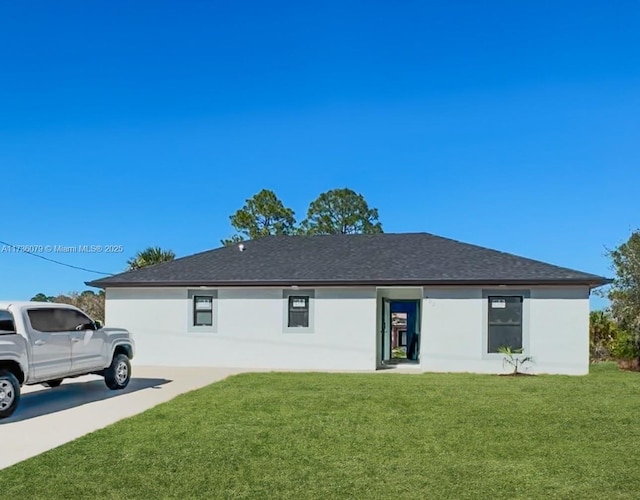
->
<box><xmin>0</xmin><ymin>310</ymin><xmax>16</xmax><ymax>334</ymax></box>
<box><xmin>27</xmin><ymin>308</ymin><xmax>94</xmax><ymax>332</ymax></box>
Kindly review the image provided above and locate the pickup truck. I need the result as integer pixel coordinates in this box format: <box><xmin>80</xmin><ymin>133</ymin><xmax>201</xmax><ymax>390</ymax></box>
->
<box><xmin>0</xmin><ymin>301</ymin><xmax>135</xmax><ymax>419</ymax></box>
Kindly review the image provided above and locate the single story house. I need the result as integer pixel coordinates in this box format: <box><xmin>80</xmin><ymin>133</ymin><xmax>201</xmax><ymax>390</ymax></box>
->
<box><xmin>87</xmin><ymin>233</ymin><xmax>609</xmax><ymax>375</ymax></box>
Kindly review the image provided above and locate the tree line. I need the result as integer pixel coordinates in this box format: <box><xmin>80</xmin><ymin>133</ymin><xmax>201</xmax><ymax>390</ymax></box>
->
<box><xmin>121</xmin><ymin>187</ymin><xmax>382</xmax><ymax>266</ymax></box>
<box><xmin>124</xmin><ymin>187</ymin><xmax>381</xmax><ymax>266</ymax></box>
<box><xmin>31</xmin><ymin>290</ymin><xmax>105</xmax><ymax>321</ymax></box>
<box><xmin>221</xmin><ymin>187</ymin><xmax>382</xmax><ymax>244</ymax></box>
<box><xmin>590</xmin><ymin>230</ymin><xmax>640</xmax><ymax>369</ymax></box>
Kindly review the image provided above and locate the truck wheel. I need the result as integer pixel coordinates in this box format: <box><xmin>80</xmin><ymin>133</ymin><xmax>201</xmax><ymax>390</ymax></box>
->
<box><xmin>42</xmin><ymin>379</ymin><xmax>63</xmax><ymax>388</ymax></box>
<box><xmin>0</xmin><ymin>370</ymin><xmax>21</xmax><ymax>419</ymax></box>
<box><xmin>104</xmin><ymin>354</ymin><xmax>131</xmax><ymax>390</ymax></box>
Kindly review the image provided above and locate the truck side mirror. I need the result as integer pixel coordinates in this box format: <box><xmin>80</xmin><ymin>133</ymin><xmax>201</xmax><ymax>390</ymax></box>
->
<box><xmin>94</xmin><ymin>320</ymin><xmax>104</xmax><ymax>329</ymax></box>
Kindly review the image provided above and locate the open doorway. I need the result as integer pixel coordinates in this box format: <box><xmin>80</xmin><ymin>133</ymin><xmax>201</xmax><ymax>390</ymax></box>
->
<box><xmin>380</xmin><ymin>299</ymin><xmax>421</xmax><ymax>367</ymax></box>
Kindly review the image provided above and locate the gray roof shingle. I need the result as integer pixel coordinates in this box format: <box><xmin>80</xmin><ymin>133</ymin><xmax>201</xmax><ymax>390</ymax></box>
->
<box><xmin>87</xmin><ymin>233</ymin><xmax>610</xmax><ymax>288</ymax></box>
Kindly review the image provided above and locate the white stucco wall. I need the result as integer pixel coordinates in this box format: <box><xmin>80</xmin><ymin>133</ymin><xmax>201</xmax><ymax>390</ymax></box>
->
<box><xmin>421</xmin><ymin>286</ymin><xmax>591</xmax><ymax>375</ymax></box>
<box><xmin>105</xmin><ymin>285</ymin><xmax>591</xmax><ymax>375</ymax></box>
<box><xmin>106</xmin><ymin>287</ymin><xmax>377</xmax><ymax>370</ymax></box>
<box><xmin>528</xmin><ymin>287</ymin><xmax>590</xmax><ymax>374</ymax></box>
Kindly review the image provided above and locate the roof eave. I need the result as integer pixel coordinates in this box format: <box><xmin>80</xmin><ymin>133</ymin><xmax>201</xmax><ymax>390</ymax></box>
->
<box><xmin>86</xmin><ymin>277</ymin><xmax>612</xmax><ymax>289</ymax></box>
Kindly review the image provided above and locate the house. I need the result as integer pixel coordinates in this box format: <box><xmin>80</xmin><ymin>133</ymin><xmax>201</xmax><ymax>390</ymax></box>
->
<box><xmin>87</xmin><ymin>233</ymin><xmax>609</xmax><ymax>375</ymax></box>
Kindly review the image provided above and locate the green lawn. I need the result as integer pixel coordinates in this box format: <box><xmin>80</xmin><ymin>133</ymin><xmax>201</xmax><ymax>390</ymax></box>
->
<box><xmin>2</xmin><ymin>363</ymin><xmax>640</xmax><ymax>499</ymax></box>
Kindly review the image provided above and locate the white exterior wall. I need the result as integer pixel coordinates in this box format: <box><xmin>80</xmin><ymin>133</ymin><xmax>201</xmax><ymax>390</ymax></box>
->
<box><xmin>105</xmin><ymin>285</ymin><xmax>590</xmax><ymax>375</ymax></box>
<box><xmin>105</xmin><ymin>287</ymin><xmax>377</xmax><ymax>370</ymax></box>
<box><xmin>421</xmin><ymin>288</ymin><xmax>484</xmax><ymax>372</ymax></box>
<box><xmin>420</xmin><ymin>286</ymin><xmax>590</xmax><ymax>375</ymax></box>
<box><xmin>527</xmin><ymin>287</ymin><xmax>590</xmax><ymax>374</ymax></box>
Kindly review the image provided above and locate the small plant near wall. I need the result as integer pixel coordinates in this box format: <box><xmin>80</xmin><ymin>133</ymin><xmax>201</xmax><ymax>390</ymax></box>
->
<box><xmin>498</xmin><ymin>346</ymin><xmax>534</xmax><ymax>376</ymax></box>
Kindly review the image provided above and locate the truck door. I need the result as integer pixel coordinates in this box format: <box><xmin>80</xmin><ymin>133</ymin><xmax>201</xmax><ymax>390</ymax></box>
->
<box><xmin>25</xmin><ymin>308</ymin><xmax>72</xmax><ymax>380</ymax></box>
<box><xmin>65</xmin><ymin>309</ymin><xmax>106</xmax><ymax>372</ymax></box>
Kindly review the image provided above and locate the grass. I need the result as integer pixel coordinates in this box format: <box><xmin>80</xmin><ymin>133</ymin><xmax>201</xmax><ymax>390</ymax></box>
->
<box><xmin>2</xmin><ymin>363</ymin><xmax>640</xmax><ymax>499</ymax></box>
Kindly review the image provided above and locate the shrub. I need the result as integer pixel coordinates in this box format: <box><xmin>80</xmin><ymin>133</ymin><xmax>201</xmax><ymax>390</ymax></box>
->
<box><xmin>609</xmin><ymin>331</ymin><xmax>640</xmax><ymax>361</ymax></box>
<box><xmin>609</xmin><ymin>331</ymin><xmax>640</xmax><ymax>371</ymax></box>
<box><xmin>589</xmin><ymin>310</ymin><xmax>622</xmax><ymax>361</ymax></box>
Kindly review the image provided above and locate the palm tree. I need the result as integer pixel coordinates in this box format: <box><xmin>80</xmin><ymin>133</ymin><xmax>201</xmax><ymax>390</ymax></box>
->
<box><xmin>126</xmin><ymin>246</ymin><xmax>176</xmax><ymax>270</ymax></box>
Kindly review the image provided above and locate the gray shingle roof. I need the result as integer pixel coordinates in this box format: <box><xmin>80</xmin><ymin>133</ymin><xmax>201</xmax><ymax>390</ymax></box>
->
<box><xmin>87</xmin><ymin>233</ymin><xmax>610</xmax><ymax>288</ymax></box>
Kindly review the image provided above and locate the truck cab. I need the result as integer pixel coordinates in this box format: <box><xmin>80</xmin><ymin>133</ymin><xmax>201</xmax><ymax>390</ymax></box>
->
<box><xmin>0</xmin><ymin>301</ymin><xmax>135</xmax><ymax>419</ymax></box>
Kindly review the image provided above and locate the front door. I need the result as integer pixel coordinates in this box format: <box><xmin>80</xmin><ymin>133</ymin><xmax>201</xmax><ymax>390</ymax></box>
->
<box><xmin>25</xmin><ymin>308</ymin><xmax>72</xmax><ymax>380</ymax></box>
<box><xmin>381</xmin><ymin>298</ymin><xmax>391</xmax><ymax>364</ymax></box>
<box><xmin>406</xmin><ymin>300</ymin><xmax>421</xmax><ymax>361</ymax></box>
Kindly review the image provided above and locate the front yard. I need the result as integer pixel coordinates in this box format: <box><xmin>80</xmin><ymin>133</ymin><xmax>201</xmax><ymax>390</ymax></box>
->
<box><xmin>1</xmin><ymin>363</ymin><xmax>639</xmax><ymax>499</ymax></box>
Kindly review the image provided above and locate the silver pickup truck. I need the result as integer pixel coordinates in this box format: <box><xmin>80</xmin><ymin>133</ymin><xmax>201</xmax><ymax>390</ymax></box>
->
<box><xmin>0</xmin><ymin>301</ymin><xmax>135</xmax><ymax>419</ymax></box>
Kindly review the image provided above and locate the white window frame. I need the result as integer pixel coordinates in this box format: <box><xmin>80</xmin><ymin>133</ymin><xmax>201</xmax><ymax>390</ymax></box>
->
<box><xmin>282</xmin><ymin>289</ymin><xmax>315</xmax><ymax>333</ymax></box>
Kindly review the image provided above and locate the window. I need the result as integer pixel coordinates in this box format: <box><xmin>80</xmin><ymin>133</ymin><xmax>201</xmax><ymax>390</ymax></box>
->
<box><xmin>27</xmin><ymin>308</ymin><xmax>94</xmax><ymax>333</ymax></box>
<box><xmin>187</xmin><ymin>290</ymin><xmax>217</xmax><ymax>332</ymax></box>
<box><xmin>288</xmin><ymin>296</ymin><xmax>309</xmax><ymax>328</ymax></box>
<box><xmin>0</xmin><ymin>310</ymin><xmax>15</xmax><ymax>334</ymax></box>
<box><xmin>193</xmin><ymin>296</ymin><xmax>213</xmax><ymax>326</ymax></box>
<box><xmin>487</xmin><ymin>296</ymin><xmax>523</xmax><ymax>353</ymax></box>
<box><xmin>282</xmin><ymin>290</ymin><xmax>314</xmax><ymax>333</ymax></box>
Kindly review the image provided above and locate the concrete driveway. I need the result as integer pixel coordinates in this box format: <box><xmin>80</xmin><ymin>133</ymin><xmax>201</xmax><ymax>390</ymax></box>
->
<box><xmin>0</xmin><ymin>365</ymin><xmax>245</xmax><ymax>470</ymax></box>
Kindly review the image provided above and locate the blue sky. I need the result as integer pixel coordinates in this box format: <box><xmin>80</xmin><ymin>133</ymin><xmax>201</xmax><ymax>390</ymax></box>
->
<box><xmin>1</xmin><ymin>1</ymin><xmax>638</xmax><ymax>308</ymax></box>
